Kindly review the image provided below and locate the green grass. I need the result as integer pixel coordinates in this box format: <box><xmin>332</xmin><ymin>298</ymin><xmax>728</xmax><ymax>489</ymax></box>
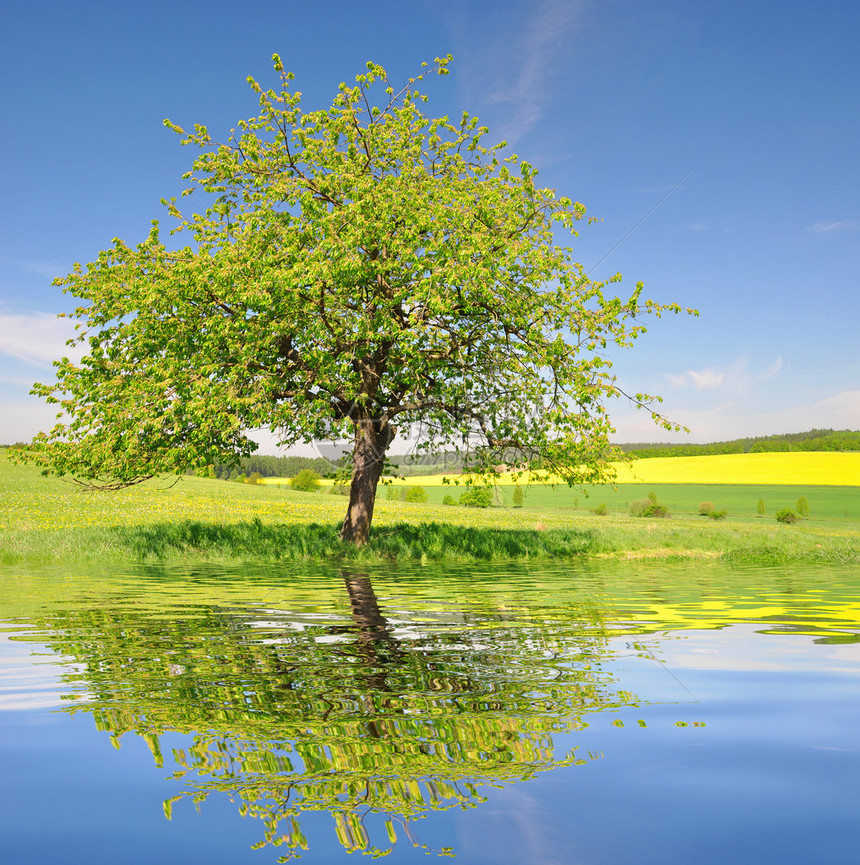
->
<box><xmin>411</xmin><ymin>480</ymin><xmax>859</xmax><ymax>526</ymax></box>
<box><xmin>1</xmin><ymin>454</ymin><xmax>857</xmax><ymax>565</ymax></box>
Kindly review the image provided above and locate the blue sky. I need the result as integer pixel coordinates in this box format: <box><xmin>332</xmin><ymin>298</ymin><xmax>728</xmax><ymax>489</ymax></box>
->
<box><xmin>1</xmin><ymin>0</ymin><xmax>858</xmax><ymax>450</ymax></box>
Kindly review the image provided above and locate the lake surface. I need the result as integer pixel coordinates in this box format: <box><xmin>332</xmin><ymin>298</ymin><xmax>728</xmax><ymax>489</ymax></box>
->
<box><xmin>1</xmin><ymin>560</ymin><xmax>858</xmax><ymax>863</ymax></box>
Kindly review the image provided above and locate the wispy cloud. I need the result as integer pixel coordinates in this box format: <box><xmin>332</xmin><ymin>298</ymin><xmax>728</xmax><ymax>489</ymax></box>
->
<box><xmin>0</xmin><ymin>254</ymin><xmax>66</xmax><ymax>279</ymax></box>
<box><xmin>808</xmin><ymin>220</ymin><xmax>860</xmax><ymax>233</ymax></box>
<box><xmin>668</xmin><ymin>357</ymin><xmax>782</xmax><ymax>392</ymax></box>
<box><xmin>458</xmin><ymin>0</ymin><xmax>584</xmax><ymax>146</ymax></box>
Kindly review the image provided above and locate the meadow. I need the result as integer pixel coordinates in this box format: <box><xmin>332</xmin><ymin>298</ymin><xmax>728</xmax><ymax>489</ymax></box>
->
<box><xmin>1</xmin><ymin>451</ymin><xmax>857</xmax><ymax>565</ymax></box>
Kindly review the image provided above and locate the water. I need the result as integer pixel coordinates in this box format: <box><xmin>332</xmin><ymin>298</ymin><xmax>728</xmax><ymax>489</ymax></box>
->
<box><xmin>1</xmin><ymin>560</ymin><xmax>858</xmax><ymax>863</ymax></box>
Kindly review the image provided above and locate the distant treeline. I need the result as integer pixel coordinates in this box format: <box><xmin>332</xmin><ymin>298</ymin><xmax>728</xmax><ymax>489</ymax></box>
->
<box><xmin>618</xmin><ymin>429</ymin><xmax>860</xmax><ymax>459</ymax></box>
<box><xmin>208</xmin><ymin>455</ymin><xmax>337</xmax><ymax>480</ymax></box>
<box><xmin>5</xmin><ymin>428</ymin><xmax>857</xmax><ymax>479</ymax></box>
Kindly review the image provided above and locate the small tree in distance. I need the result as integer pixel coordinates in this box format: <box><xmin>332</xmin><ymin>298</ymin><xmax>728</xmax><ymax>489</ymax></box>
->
<box><xmin>290</xmin><ymin>469</ymin><xmax>321</xmax><ymax>493</ymax></box>
<box><xmin>21</xmin><ymin>55</ymin><xmax>695</xmax><ymax>545</ymax></box>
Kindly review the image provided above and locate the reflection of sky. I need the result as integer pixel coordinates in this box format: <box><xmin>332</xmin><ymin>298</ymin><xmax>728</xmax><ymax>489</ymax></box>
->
<box><xmin>651</xmin><ymin>625</ymin><xmax>860</xmax><ymax>674</ymax></box>
<box><xmin>0</xmin><ymin>633</ymin><xmax>84</xmax><ymax>711</ymax></box>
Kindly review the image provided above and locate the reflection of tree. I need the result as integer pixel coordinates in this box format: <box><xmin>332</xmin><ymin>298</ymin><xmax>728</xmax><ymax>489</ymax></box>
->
<box><xmin>39</xmin><ymin>572</ymin><xmax>641</xmax><ymax>860</ymax></box>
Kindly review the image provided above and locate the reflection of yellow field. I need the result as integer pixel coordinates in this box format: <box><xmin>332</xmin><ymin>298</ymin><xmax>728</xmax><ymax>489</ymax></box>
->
<box><xmin>262</xmin><ymin>451</ymin><xmax>860</xmax><ymax>487</ymax></box>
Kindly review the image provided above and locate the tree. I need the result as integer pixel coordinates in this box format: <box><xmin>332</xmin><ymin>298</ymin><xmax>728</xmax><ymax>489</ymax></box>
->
<box><xmin>289</xmin><ymin>468</ymin><xmax>321</xmax><ymax>492</ymax></box>
<box><xmin>23</xmin><ymin>55</ymin><xmax>695</xmax><ymax>545</ymax></box>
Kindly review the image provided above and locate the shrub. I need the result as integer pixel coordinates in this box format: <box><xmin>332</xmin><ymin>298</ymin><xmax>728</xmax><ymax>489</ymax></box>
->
<box><xmin>757</xmin><ymin>498</ymin><xmax>766</xmax><ymax>517</ymax></box>
<box><xmin>698</xmin><ymin>501</ymin><xmax>714</xmax><ymax>516</ymax></box>
<box><xmin>442</xmin><ymin>494</ymin><xmax>456</xmax><ymax>506</ymax></box>
<box><xmin>629</xmin><ymin>494</ymin><xmax>670</xmax><ymax>518</ymax></box>
<box><xmin>796</xmin><ymin>496</ymin><xmax>809</xmax><ymax>518</ymax></box>
<box><xmin>289</xmin><ymin>469</ymin><xmax>321</xmax><ymax>492</ymax></box>
<box><xmin>246</xmin><ymin>471</ymin><xmax>262</xmax><ymax>485</ymax></box>
<box><xmin>775</xmin><ymin>508</ymin><xmax>797</xmax><ymax>524</ymax></box>
<box><xmin>708</xmin><ymin>509</ymin><xmax>728</xmax><ymax>520</ymax></box>
<box><xmin>459</xmin><ymin>486</ymin><xmax>492</xmax><ymax>508</ymax></box>
<box><xmin>329</xmin><ymin>481</ymin><xmax>350</xmax><ymax>496</ymax></box>
<box><xmin>404</xmin><ymin>486</ymin><xmax>427</xmax><ymax>503</ymax></box>
<box><xmin>233</xmin><ymin>473</ymin><xmax>247</xmax><ymax>483</ymax></box>
<box><xmin>512</xmin><ymin>484</ymin><xmax>524</xmax><ymax>508</ymax></box>
<box><xmin>592</xmin><ymin>503</ymin><xmax>608</xmax><ymax>516</ymax></box>
<box><xmin>385</xmin><ymin>485</ymin><xmax>399</xmax><ymax>500</ymax></box>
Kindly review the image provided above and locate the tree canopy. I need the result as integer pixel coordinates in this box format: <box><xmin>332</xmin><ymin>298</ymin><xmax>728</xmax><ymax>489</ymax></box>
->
<box><xmin>25</xmin><ymin>54</ymin><xmax>695</xmax><ymax>544</ymax></box>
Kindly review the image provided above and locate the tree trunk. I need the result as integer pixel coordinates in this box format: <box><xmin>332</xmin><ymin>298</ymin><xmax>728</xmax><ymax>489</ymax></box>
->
<box><xmin>339</xmin><ymin>417</ymin><xmax>395</xmax><ymax>546</ymax></box>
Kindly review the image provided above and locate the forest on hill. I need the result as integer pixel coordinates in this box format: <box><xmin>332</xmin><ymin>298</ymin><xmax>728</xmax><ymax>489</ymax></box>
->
<box><xmin>617</xmin><ymin>428</ymin><xmax>860</xmax><ymax>459</ymax></box>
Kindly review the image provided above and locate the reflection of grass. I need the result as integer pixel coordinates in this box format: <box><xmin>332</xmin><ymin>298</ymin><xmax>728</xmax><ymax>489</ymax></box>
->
<box><xmin>1</xmin><ymin>454</ymin><xmax>857</xmax><ymax>563</ymax></box>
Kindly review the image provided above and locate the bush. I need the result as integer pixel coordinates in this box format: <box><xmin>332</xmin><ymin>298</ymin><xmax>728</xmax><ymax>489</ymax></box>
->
<box><xmin>386</xmin><ymin>485</ymin><xmax>399</xmax><ymax>500</ymax></box>
<box><xmin>629</xmin><ymin>492</ymin><xmax>670</xmax><ymax>518</ymax></box>
<box><xmin>708</xmin><ymin>509</ymin><xmax>728</xmax><ymax>520</ymax></box>
<box><xmin>246</xmin><ymin>471</ymin><xmax>262</xmax><ymax>485</ymax></box>
<box><xmin>289</xmin><ymin>469</ymin><xmax>321</xmax><ymax>492</ymax></box>
<box><xmin>796</xmin><ymin>496</ymin><xmax>809</xmax><ymax>518</ymax></box>
<box><xmin>757</xmin><ymin>498</ymin><xmax>766</xmax><ymax>517</ymax></box>
<box><xmin>329</xmin><ymin>481</ymin><xmax>350</xmax><ymax>496</ymax></box>
<box><xmin>442</xmin><ymin>494</ymin><xmax>457</xmax><ymax>506</ymax></box>
<box><xmin>512</xmin><ymin>484</ymin><xmax>525</xmax><ymax>508</ymax></box>
<box><xmin>404</xmin><ymin>486</ymin><xmax>428</xmax><ymax>503</ymax></box>
<box><xmin>459</xmin><ymin>486</ymin><xmax>492</xmax><ymax>508</ymax></box>
<box><xmin>698</xmin><ymin>501</ymin><xmax>714</xmax><ymax>516</ymax></box>
<box><xmin>775</xmin><ymin>508</ymin><xmax>797</xmax><ymax>524</ymax></box>
<box><xmin>592</xmin><ymin>503</ymin><xmax>608</xmax><ymax>516</ymax></box>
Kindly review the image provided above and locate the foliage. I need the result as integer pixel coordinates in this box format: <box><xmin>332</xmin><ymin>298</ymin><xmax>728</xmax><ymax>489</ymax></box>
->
<box><xmin>289</xmin><ymin>469</ymin><xmax>321</xmax><ymax>492</ymax></box>
<box><xmin>776</xmin><ymin>509</ymin><xmax>798</xmax><ymax>524</ymax></box>
<box><xmin>592</xmin><ymin>503</ymin><xmax>608</xmax><ymax>515</ymax></box>
<box><xmin>459</xmin><ymin>486</ymin><xmax>493</xmax><ymax>508</ymax></box>
<box><xmin>404</xmin><ymin>486</ymin><xmax>428</xmax><ymax>503</ymax></box>
<box><xmin>442</xmin><ymin>494</ymin><xmax>457</xmax><ymax>506</ymax></box>
<box><xmin>698</xmin><ymin>500</ymin><xmax>726</xmax><ymax>519</ymax></box>
<box><xmin>757</xmin><ymin>498</ymin><xmax>766</xmax><ymax>517</ymax></box>
<box><xmin>18</xmin><ymin>54</ymin><xmax>693</xmax><ymax>545</ymax></box>
<box><xmin>246</xmin><ymin>471</ymin><xmax>262</xmax><ymax>485</ymax></box>
<box><xmin>512</xmin><ymin>484</ymin><xmax>525</xmax><ymax>508</ymax></box>
<box><xmin>796</xmin><ymin>496</ymin><xmax>809</xmax><ymax>518</ymax></box>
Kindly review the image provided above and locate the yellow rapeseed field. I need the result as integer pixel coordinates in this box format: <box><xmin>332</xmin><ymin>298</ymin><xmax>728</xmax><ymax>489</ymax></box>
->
<box><xmin>264</xmin><ymin>451</ymin><xmax>860</xmax><ymax>488</ymax></box>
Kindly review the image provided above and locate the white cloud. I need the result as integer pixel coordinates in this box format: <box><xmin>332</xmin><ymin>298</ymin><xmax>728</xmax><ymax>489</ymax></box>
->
<box><xmin>610</xmin><ymin>386</ymin><xmax>860</xmax><ymax>444</ymax></box>
<box><xmin>0</xmin><ymin>397</ymin><xmax>63</xmax><ymax>444</ymax></box>
<box><xmin>0</xmin><ymin>312</ymin><xmax>82</xmax><ymax>366</ymax></box>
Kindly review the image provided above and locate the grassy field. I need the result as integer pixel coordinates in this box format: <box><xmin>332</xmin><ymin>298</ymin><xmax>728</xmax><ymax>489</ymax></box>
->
<box><xmin>1</xmin><ymin>451</ymin><xmax>857</xmax><ymax>564</ymax></box>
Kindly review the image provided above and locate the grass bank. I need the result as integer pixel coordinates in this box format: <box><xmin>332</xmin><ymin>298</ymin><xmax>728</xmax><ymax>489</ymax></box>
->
<box><xmin>2</xmin><ymin>454</ymin><xmax>857</xmax><ymax>564</ymax></box>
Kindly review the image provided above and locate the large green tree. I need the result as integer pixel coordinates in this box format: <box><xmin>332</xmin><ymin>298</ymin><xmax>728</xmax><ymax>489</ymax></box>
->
<box><xmin>26</xmin><ymin>55</ymin><xmax>694</xmax><ymax>544</ymax></box>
